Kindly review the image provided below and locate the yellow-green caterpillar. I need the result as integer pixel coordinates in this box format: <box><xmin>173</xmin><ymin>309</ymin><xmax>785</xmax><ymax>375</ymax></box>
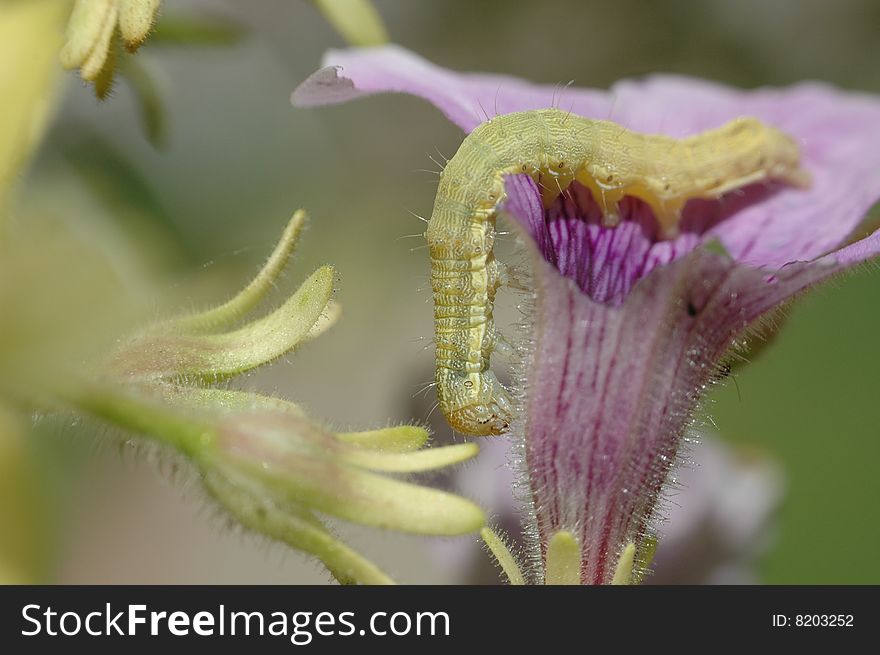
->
<box><xmin>428</xmin><ymin>108</ymin><xmax>809</xmax><ymax>436</ymax></box>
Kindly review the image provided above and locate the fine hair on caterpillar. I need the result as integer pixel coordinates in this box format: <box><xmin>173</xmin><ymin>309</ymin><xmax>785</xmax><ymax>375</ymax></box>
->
<box><xmin>427</xmin><ymin>108</ymin><xmax>810</xmax><ymax>437</ymax></box>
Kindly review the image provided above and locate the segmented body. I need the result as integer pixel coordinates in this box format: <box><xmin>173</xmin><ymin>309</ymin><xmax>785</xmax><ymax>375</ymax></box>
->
<box><xmin>428</xmin><ymin>108</ymin><xmax>809</xmax><ymax>436</ymax></box>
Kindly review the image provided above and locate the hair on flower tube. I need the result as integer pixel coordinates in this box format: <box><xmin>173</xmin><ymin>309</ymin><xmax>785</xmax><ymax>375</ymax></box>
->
<box><xmin>293</xmin><ymin>44</ymin><xmax>880</xmax><ymax>584</ymax></box>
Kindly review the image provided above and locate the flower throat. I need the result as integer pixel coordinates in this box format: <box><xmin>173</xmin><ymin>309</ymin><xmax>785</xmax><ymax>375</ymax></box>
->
<box><xmin>427</xmin><ymin>108</ymin><xmax>810</xmax><ymax>436</ymax></box>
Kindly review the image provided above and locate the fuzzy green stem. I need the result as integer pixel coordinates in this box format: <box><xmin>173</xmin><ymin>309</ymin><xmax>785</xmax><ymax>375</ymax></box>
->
<box><xmin>207</xmin><ymin>472</ymin><xmax>395</xmax><ymax>586</ymax></box>
<box><xmin>172</xmin><ymin>211</ymin><xmax>306</xmax><ymax>333</ymax></box>
<box><xmin>68</xmin><ymin>384</ymin><xmax>215</xmax><ymax>459</ymax></box>
<box><xmin>481</xmin><ymin>527</ymin><xmax>525</xmax><ymax>585</ymax></box>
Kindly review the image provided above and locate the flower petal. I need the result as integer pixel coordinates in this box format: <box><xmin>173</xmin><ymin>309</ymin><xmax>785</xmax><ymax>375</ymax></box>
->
<box><xmin>60</xmin><ymin>0</ymin><xmax>115</xmax><ymax>69</ymax></box>
<box><xmin>518</xmin><ymin>236</ymin><xmax>836</xmax><ymax>583</ymax></box>
<box><xmin>172</xmin><ymin>211</ymin><xmax>308</xmax><ymax>334</ymax></box>
<box><xmin>213</xmin><ymin>413</ymin><xmax>486</xmax><ymax>536</ymax></box>
<box><xmin>78</xmin><ymin>2</ymin><xmax>117</xmax><ymax>82</ymax></box>
<box><xmin>1</xmin><ymin>0</ymin><xmax>65</xmax><ymax>214</ymax></box>
<box><xmin>109</xmin><ymin>265</ymin><xmax>335</xmax><ymax>381</ymax></box>
<box><xmin>118</xmin><ymin>0</ymin><xmax>162</xmax><ymax>52</ymax></box>
<box><xmin>294</xmin><ymin>45</ymin><xmax>880</xmax><ymax>584</ymax></box>
<box><xmin>335</xmin><ymin>425</ymin><xmax>429</xmax><ymax>452</ymax></box>
<box><xmin>292</xmin><ymin>44</ymin><xmax>611</xmax><ymax>132</ymax></box>
<box><xmin>341</xmin><ymin>441</ymin><xmax>479</xmax><ymax>473</ymax></box>
<box><xmin>504</xmin><ymin>174</ymin><xmax>702</xmax><ymax>305</ymax></box>
<box><xmin>294</xmin><ymin>46</ymin><xmax>880</xmax><ymax>270</ymax></box>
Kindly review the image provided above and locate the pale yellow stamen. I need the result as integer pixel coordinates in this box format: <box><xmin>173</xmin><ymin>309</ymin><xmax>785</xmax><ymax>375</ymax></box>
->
<box><xmin>611</xmin><ymin>542</ymin><xmax>637</xmax><ymax>585</ymax></box>
<box><xmin>481</xmin><ymin>527</ymin><xmax>525</xmax><ymax>585</ymax></box>
<box><xmin>545</xmin><ymin>530</ymin><xmax>581</xmax><ymax>585</ymax></box>
<box><xmin>631</xmin><ymin>535</ymin><xmax>658</xmax><ymax>585</ymax></box>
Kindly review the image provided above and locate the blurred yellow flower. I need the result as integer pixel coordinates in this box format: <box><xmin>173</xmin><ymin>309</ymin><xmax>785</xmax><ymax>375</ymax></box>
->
<box><xmin>0</xmin><ymin>0</ymin><xmax>66</xmax><ymax>217</ymax></box>
<box><xmin>0</xmin><ymin>407</ymin><xmax>45</xmax><ymax>584</ymax></box>
<box><xmin>60</xmin><ymin>0</ymin><xmax>162</xmax><ymax>98</ymax></box>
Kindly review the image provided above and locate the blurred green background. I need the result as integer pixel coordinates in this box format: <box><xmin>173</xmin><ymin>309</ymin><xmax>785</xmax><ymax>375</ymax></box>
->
<box><xmin>13</xmin><ymin>0</ymin><xmax>880</xmax><ymax>583</ymax></box>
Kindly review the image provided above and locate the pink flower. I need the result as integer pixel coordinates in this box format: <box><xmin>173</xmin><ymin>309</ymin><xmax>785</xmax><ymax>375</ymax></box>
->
<box><xmin>293</xmin><ymin>45</ymin><xmax>880</xmax><ymax>583</ymax></box>
<box><xmin>425</xmin><ymin>433</ymin><xmax>783</xmax><ymax>584</ymax></box>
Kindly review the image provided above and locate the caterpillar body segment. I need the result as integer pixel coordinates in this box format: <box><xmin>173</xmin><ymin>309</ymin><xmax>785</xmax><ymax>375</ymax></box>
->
<box><xmin>427</xmin><ymin>108</ymin><xmax>809</xmax><ymax>436</ymax></box>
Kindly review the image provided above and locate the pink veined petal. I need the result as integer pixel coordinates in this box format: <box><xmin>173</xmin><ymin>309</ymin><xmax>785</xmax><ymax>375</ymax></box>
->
<box><xmin>503</xmin><ymin>174</ymin><xmax>880</xmax><ymax>305</ymax></box>
<box><xmin>520</xmin><ymin>240</ymin><xmax>832</xmax><ymax>583</ymax></box>
<box><xmin>292</xmin><ymin>44</ymin><xmax>880</xmax><ymax>584</ymax></box>
<box><xmin>828</xmin><ymin>226</ymin><xmax>880</xmax><ymax>267</ymax></box>
<box><xmin>292</xmin><ymin>44</ymin><xmax>612</xmax><ymax>133</ymax></box>
<box><xmin>503</xmin><ymin>174</ymin><xmax>848</xmax><ymax>583</ymax></box>
<box><xmin>293</xmin><ymin>45</ymin><xmax>880</xmax><ymax>272</ymax></box>
<box><xmin>504</xmin><ymin>174</ymin><xmax>702</xmax><ymax>305</ymax></box>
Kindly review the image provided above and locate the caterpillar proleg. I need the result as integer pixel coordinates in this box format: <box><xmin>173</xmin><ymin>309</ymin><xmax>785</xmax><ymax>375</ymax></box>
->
<box><xmin>428</xmin><ymin>108</ymin><xmax>809</xmax><ymax>436</ymax></box>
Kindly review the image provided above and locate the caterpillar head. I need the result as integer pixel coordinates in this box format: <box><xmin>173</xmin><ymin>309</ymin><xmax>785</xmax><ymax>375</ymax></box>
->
<box><xmin>445</xmin><ymin>401</ymin><xmax>511</xmax><ymax>436</ymax></box>
<box><xmin>438</xmin><ymin>370</ymin><xmax>513</xmax><ymax>436</ymax></box>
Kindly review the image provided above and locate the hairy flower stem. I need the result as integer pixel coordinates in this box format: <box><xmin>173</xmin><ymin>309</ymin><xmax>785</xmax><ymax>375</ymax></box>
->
<box><xmin>63</xmin><ymin>384</ymin><xmax>399</xmax><ymax>584</ymax></box>
<box><xmin>69</xmin><ymin>384</ymin><xmax>214</xmax><ymax>458</ymax></box>
<box><xmin>207</xmin><ymin>474</ymin><xmax>395</xmax><ymax>585</ymax></box>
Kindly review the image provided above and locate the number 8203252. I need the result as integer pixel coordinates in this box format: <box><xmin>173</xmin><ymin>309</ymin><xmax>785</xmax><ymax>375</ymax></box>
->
<box><xmin>796</xmin><ymin>614</ymin><xmax>854</xmax><ymax>627</ymax></box>
<box><xmin>772</xmin><ymin>614</ymin><xmax>855</xmax><ymax>627</ymax></box>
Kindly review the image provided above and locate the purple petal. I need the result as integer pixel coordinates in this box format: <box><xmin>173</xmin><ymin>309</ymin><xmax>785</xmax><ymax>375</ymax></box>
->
<box><xmin>823</xmin><ymin>225</ymin><xmax>880</xmax><ymax>267</ymax></box>
<box><xmin>503</xmin><ymin>156</ymin><xmax>857</xmax><ymax>582</ymax></box>
<box><xmin>293</xmin><ymin>46</ymin><xmax>880</xmax><ymax>584</ymax></box>
<box><xmin>292</xmin><ymin>44</ymin><xmax>611</xmax><ymax>134</ymax></box>
<box><xmin>428</xmin><ymin>432</ymin><xmax>783</xmax><ymax>584</ymax></box>
<box><xmin>519</xmin><ymin>239</ymin><xmax>837</xmax><ymax>583</ymax></box>
<box><xmin>293</xmin><ymin>45</ymin><xmax>880</xmax><ymax>270</ymax></box>
<box><xmin>504</xmin><ymin>173</ymin><xmax>879</xmax><ymax>304</ymax></box>
<box><xmin>504</xmin><ymin>174</ymin><xmax>701</xmax><ymax>305</ymax></box>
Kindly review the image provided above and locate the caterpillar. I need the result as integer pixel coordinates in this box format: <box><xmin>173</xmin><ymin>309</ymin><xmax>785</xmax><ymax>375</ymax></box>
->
<box><xmin>427</xmin><ymin>108</ymin><xmax>810</xmax><ymax>437</ymax></box>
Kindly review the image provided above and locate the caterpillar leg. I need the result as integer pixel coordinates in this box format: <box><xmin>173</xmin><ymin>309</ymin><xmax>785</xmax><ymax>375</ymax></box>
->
<box><xmin>574</xmin><ymin>169</ymin><xmax>623</xmax><ymax>227</ymax></box>
<box><xmin>436</xmin><ymin>368</ymin><xmax>512</xmax><ymax>436</ymax></box>
<box><xmin>491</xmin><ymin>331</ymin><xmax>516</xmax><ymax>359</ymax></box>
<box><xmin>646</xmin><ymin>197</ymin><xmax>685</xmax><ymax>239</ymax></box>
<box><xmin>497</xmin><ymin>261</ymin><xmax>529</xmax><ymax>292</ymax></box>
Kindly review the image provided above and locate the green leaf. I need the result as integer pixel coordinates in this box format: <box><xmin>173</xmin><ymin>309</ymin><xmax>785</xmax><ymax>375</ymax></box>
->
<box><xmin>0</xmin><ymin>0</ymin><xmax>65</xmax><ymax>218</ymax></box>
<box><xmin>244</xmin><ymin>456</ymin><xmax>486</xmax><ymax>536</ymax></box>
